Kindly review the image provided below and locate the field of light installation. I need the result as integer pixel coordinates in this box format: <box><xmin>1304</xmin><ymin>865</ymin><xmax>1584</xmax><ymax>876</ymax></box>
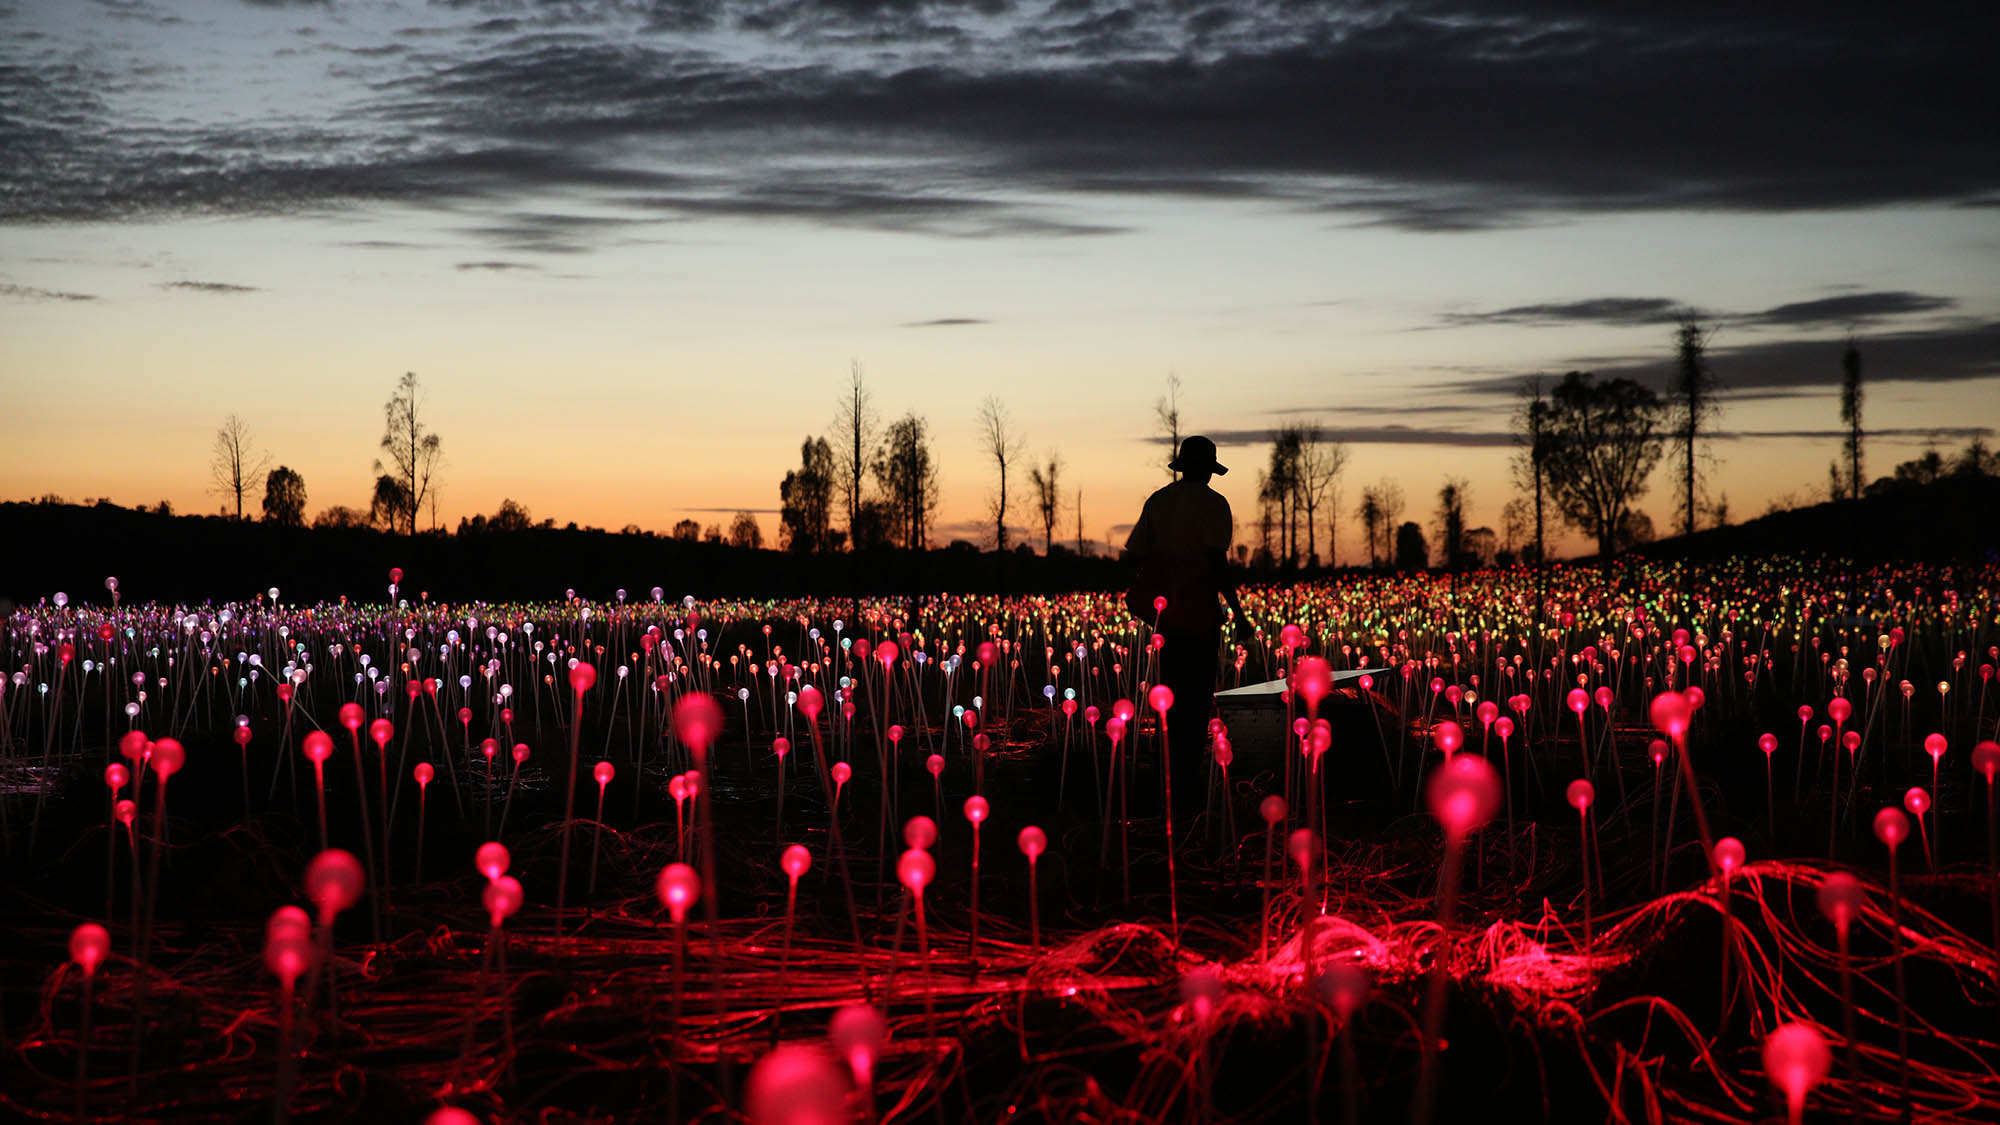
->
<box><xmin>2</xmin><ymin>558</ymin><xmax>1998</xmax><ymax>1124</ymax></box>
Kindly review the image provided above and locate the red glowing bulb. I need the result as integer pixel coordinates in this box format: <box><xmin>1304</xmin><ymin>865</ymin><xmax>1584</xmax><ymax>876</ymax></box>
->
<box><xmin>104</xmin><ymin>763</ymin><xmax>128</xmax><ymax>792</ymax></box>
<box><xmin>1148</xmin><ymin>683</ymin><xmax>1175</xmax><ymax>715</ymax></box>
<box><xmin>830</xmin><ymin>761</ymin><xmax>851</xmax><ymax>786</ymax></box>
<box><xmin>897</xmin><ymin>848</ymin><xmax>935</xmax><ymax>891</ymax></box>
<box><xmin>458</xmin><ymin>707</ymin><xmax>473</xmax><ymax>725</ymax></box>
<box><xmin>70</xmin><ymin>922</ymin><xmax>110</xmax><ymax>977</ymax></box>
<box><xmin>781</xmin><ymin>844</ymin><xmax>812</xmax><ymax>880</ymax></box>
<box><xmin>829</xmin><ymin>1003</ymin><xmax>886</xmax><ymax>1087</ymax></box>
<box><xmin>1494</xmin><ymin>716</ymin><xmax>1514</xmax><ymax>741</ymax></box>
<box><xmin>1815</xmin><ymin>871</ymin><xmax>1865</xmax><ymax>931</ymax></box>
<box><xmin>1476</xmin><ymin>700</ymin><xmax>1499</xmax><ymax>726</ymax></box>
<box><xmin>797</xmin><ymin>685</ymin><xmax>823</xmax><ymax>720</ymax></box>
<box><xmin>1763</xmin><ymin>1023</ymin><xmax>1830</xmax><ymax>1122</ymax></box>
<box><xmin>1873</xmin><ymin>806</ymin><xmax>1910</xmax><ymax>848</ymax></box>
<box><xmin>1974</xmin><ymin>741</ymin><xmax>2000</xmax><ymax>782</ymax></box>
<box><xmin>1923</xmin><ymin>732</ymin><xmax>1947</xmax><ymax>762</ymax></box>
<box><xmin>888</xmin><ymin>724</ymin><xmax>905</xmax><ymax>744</ymax></box>
<box><xmin>1567</xmin><ymin>688</ymin><xmax>1590</xmax><ymax>715</ymax></box>
<box><xmin>1648</xmin><ymin>691</ymin><xmax>1690</xmax><ymax>740</ymax></box>
<box><xmin>475</xmin><ymin>841</ymin><xmax>510</xmax><ymax>881</ymax></box>
<box><xmin>1565</xmin><ymin>778</ymin><xmax>1594</xmax><ymax>811</ymax></box>
<box><xmin>1112</xmin><ymin>699</ymin><xmax>1136</xmax><ymax>723</ymax></box>
<box><xmin>114</xmin><ymin>799</ymin><xmax>136</xmax><ymax>826</ymax></box>
<box><xmin>1713</xmin><ymin>836</ymin><xmax>1745</xmax><ymax>875</ymax></box>
<box><xmin>876</xmin><ymin>640</ymin><xmax>899</xmax><ymax>666</ymax></box>
<box><xmin>903</xmin><ymin>816</ymin><xmax>937</xmax><ymax>850</ymax></box>
<box><xmin>339</xmin><ymin>702</ymin><xmax>364</xmax><ymax>732</ymax></box>
<box><xmin>657</xmin><ymin>862</ymin><xmax>701</xmax><ymax>922</ymax></box>
<box><xmin>483</xmin><ymin>875</ymin><xmax>524</xmax><ymax>926</ymax></box>
<box><xmin>512</xmin><ymin>743</ymin><xmax>530</xmax><ymax>764</ymax></box>
<box><xmin>1903</xmin><ymin>787</ymin><xmax>1931</xmax><ymax>817</ymax></box>
<box><xmin>423</xmin><ymin>1110</ymin><xmax>480</xmax><ymax>1125</ymax></box>
<box><xmin>1432</xmin><ymin>721</ymin><xmax>1463</xmax><ymax>756</ymax></box>
<box><xmin>1425</xmin><ymin>753</ymin><xmax>1500</xmax><ymax>841</ymax></box>
<box><xmin>926</xmin><ymin>753</ymin><xmax>944</xmax><ymax>777</ymax></box>
<box><xmin>594</xmin><ymin>760</ymin><xmax>614</xmax><ymax>786</ymax></box>
<box><xmin>149</xmin><ymin>737</ymin><xmax>185</xmax><ymax>779</ymax></box>
<box><xmin>1017</xmin><ymin>825</ymin><xmax>1047</xmax><ymax>861</ymax></box>
<box><xmin>304</xmin><ymin>849</ymin><xmax>365</xmax><ymax>919</ymax></box>
<box><xmin>672</xmin><ymin>693</ymin><xmax>724</xmax><ymax>756</ymax></box>
<box><xmin>369</xmin><ymin>718</ymin><xmax>393</xmax><ymax>748</ymax></box>
<box><xmin>1294</xmin><ymin>656</ymin><xmax>1333</xmax><ymax>711</ymax></box>
<box><xmin>413</xmin><ymin>762</ymin><xmax>434</xmax><ymax>786</ymax></box>
<box><xmin>746</xmin><ymin>1044</ymin><xmax>850</xmax><ymax>1125</ymax></box>
<box><xmin>1826</xmin><ymin>697</ymin><xmax>1851</xmax><ymax>724</ymax></box>
<box><xmin>233</xmin><ymin>725</ymin><xmax>253</xmax><ymax>748</ymax></box>
<box><xmin>303</xmin><ymin>730</ymin><xmax>333</xmax><ymax>764</ymax></box>
<box><xmin>119</xmin><ymin>730</ymin><xmax>148</xmax><ymax>762</ymax></box>
<box><xmin>1757</xmin><ymin>733</ymin><xmax>1777</xmax><ymax>756</ymax></box>
<box><xmin>963</xmin><ymin>795</ymin><xmax>989</xmax><ymax>824</ymax></box>
<box><xmin>1260</xmin><ymin>795</ymin><xmax>1286</xmax><ymax>825</ymax></box>
<box><xmin>569</xmin><ymin>662</ymin><xmax>596</xmax><ymax>693</ymax></box>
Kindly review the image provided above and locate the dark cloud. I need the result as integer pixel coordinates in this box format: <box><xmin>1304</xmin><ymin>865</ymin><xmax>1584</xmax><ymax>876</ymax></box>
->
<box><xmin>454</xmin><ymin>260</ymin><xmax>538</xmax><ymax>271</ymax></box>
<box><xmin>160</xmin><ymin>280</ymin><xmax>258</xmax><ymax>294</ymax></box>
<box><xmin>1177</xmin><ymin>426</ymin><xmax>1517</xmax><ymax>448</ymax></box>
<box><xmin>0</xmin><ymin>283</ymin><xmax>97</xmax><ymax>301</ymax></box>
<box><xmin>1441</xmin><ymin>298</ymin><xmax>1699</xmax><ymax>328</ymax></box>
<box><xmin>1737</xmin><ymin>291</ymin><xmax>1958</xmax><ymax>327</ymax></box>
<box><xmin>3</xmin><ymin>2</ymin><xmax>1992</xmax><ymax>235</ymax></box>
<box><xmin>1437</xmin><ymin>321</ymin><xmax>2000</xmax><ymax>398</ymax></box>
<box><xmin>904</xmin><ymin>317</ymin><xmax>986</xmax><ymax>327</ymax></box>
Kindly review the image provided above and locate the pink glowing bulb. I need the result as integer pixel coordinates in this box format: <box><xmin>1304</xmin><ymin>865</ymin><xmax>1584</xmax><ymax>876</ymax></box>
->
<box><xmin>149</xmin><ymin>737</ymin><xmax>184</xmax><ymax>779</ymax></box>
<box><xmin>304</xmin><ymin>849</ymin><xmax>365</xmax><ymax>920</ymax></box>
<box><xmin>1903</xmin><ymin>787</ymin><xmax>1931</xmax><ymax>817</ymax></box>
<box><xmin>69</xmin><ymin>922</ymin><xmax>110</xmax><ymax>977</ymax></box>
<box><xmin>1213</xmin><ymin>739</ymin><xmax>1233</xmax><ymax>769</ymax></box>
<box><xmin>977</xmin><ymin>641</ymin><xmax>999</xmax><ymax>665</ymax></box>
<box><xmin>1973</xmin><ymin>741</ymin><xmax>2000</xmax><ymax>782</ymax></box>
<box><xmin>1292</xmin><ymin>717</ymin><xmax>1310</xmax><ymax>740</ymax></box>
<box><xmin>594</xmin><ymin>760</ymin><xmax>614</xmax><ymax>786</ymax></box>
<box><xmin>961</xmin><ymin>710</ymin><xmax>979</xmax><ymax>731</ymax></box>
<box><xmin>1432</xmin><ymin>720</ymin><xmax>1463</xmax><ymax>757</ymax></box>
<box><xmin>1873</xmin><ymin>807</ymin><xmax>1910</xmax><ymax>848</ymax></box>
<box><xmin>1592</xmin><ymin>686</ymin><xmax>1612</xmax><ymax>710</ymax></box>
<box><xmin>1181</xmin><ymin>966</ymin><xmax>1223</xmax><ymax>1023</ymax></box>
<box><xmin>1755</xmin><ymin>733</ymin><xmax>1777</xmax><ymax>757</ymax></box>
<box><xmin>904</xmin><ymin>816</ymin><xmax>938</xmax><ymax>850</ymax></box>
<box><xmin>1648</xmin><ymin>691</ymin><xmax>1691</xmax><ymax>740</ymax></box>
<box><xmin>119</xmin><ymin>730</ymin><xmax>148</xmax><ymax>762</ymax></box>
<box><xmin>414</xmin><ymin>762</ymin><xmax>434</xmax><ymax>786</ymax></box>
<box><xmin>267</xmin><ymin>904</ymin><xmax>311</xmax><ymax>944</ymax></box>
<box><xmin>1112</xmin><ymin>699</ymin><xmax>1136</xmax><ymax>723</ymax></box>
<box><xmin>875</xmin><ymin>640</ymin><xmax>899</xmax><ymax>666</ymax></box>
<box><xmin>512</xmin><ymin>743</ymin><xmax>530</xmax><ymax>764</ymax></box>
<box><xmin>657</xmin><ymin>862</ymin><xmax>701</xmax><ymax>923</ymax></box>
<box><xmin>1083</xmin><ymin>705</ymin><xmax>1100</xmax><ymax>725</ymax></box>
<box><xmin>897</xmin><ymin>848</ymin><xmax>936</xmax><ymax>892</ymax></box>
<box><xmin>673</xmin><ymin>693</ymin><xmax>724</xmax><ymax>756</ymax></box>
<box><xmin>569</xmin><ymin>662</ymin><xmax>596</xmax><ymax>693</ymax></box>
<box><xmin>104</xmin><ymin>763</ymin><xmax>128</xmax><ymax>792</ymax></box>
<box><xmin>1841</xmin><ymin>730</ymin><xmax>1861</xmax><ymax>754</ymax></box>
<box><xmin>1817</xmin><ymin>724</ymin><xmax>1831</xmax><ymax>744</ymax></box>
<box><xmin>480</xmin><ymin>737</ymin><xmax>498</xmax><ymax>761</ymax></box>
<box><xmin>963</xmin><ymin>795</ymin><xmax>989</xmax><ymax>824</ymax></box>
<box><xmin>1429</xmin><ymin>677</ymin><xmax>1445</xmax><ymax>695</ymax></box>
<box><xmin>1294</xmin><ymin>656</ymin><xmax>1333</xmax><ymax>711</ymax></box>
<box><xmin>781</xmin><ymin>844</ymin><xmax>812</xmax><ymax>880</ymax></box>
<box><xmin>1017</xmin><ymin>825</ymin><xmax>1047</xmax><ymax>861</ymax></box>
<box><xmin>888</xmin><ymin>724</ymin><xmax>905</xmax><ymax>744</ymax></box>
<box><xmin>1796</xmin><ymin>704</ymin><xmax>1813</xmax><ymax>723</ymax></box>
<box><xmin>1923</xmin><ymin>732</ymin><xmax>1946</xmax><ymax>763</ymax></box>
<box><xmin>1567</xmin><ymin>688</ymin><xmax>1590</xmax><ymax>715</ymax></box>
<box><xmin>1826</xmin><ymin>697</ymin><xmax>1851</xmax><ymax>725</ymax></box>
<box><xmin>369</xmin><ymin>718</ymin><xmax>393</xmax><ymax>749</ymax></box>
<box><xmin>1425</xmin><ymin>753</ymin><xmax>1500</xmax><ymax>841</ymax></box>
<box><xmin>263</xmin><ymin>928</ymin><xmax>314</xmax><ymax>986</ymax></box>
<box><xmin>851</xmin><ymin>639</ymin><xmax>871</xmax><ymax>663</ymax></box>
<box><xmin>1493</xmin><ymin>716</ymin><xmax>1514</xmax><ymax>741</ymax></box>
<box><xmin>746</xmin><ymin>1044</ymin><xmax>850</xmax><ymax>1125</ymax></box>
<box><xmin>772</xmin><ymin>737</ymin><xmax>790</xmax><ymax>760</ymax></box>
<box><xmin>830</xmin><ymin>760</ymin><xmax>850</xmax><ymax>787</ymax></box>
<box><xmin>233</xmin><ymin>725</ymin><xmax>253</xmax><ymax>748</ymax></box>
<box><xmin>1319</xmin><ymin>961</ymin><xmax>1370</xmax><ymax>1020</ymax></box>
<box><xmin>476</xmin><ymin>841</ymin><xmax>511</xmax><ymax>881</ymax></box>
<box><xmin>1148</xmin><ymin>683</ymin><xmax>1175</xmax><ymax>715</ymax></box>
<box><xmin>1565</xmin><ymin>778</ymin><xmax>1594</xmax><ymax>811</ymax></box>
<box><xmin>1278</xmin><ymin>623</ymin><xmax>1304</xmax><ymax>650</ymax></box>
<box><xmin>797</xmin><ymin>684</ymin><xmax>823</xmax><ymax>720</ymax></box>
<box><xmin>423</xmin><ymin>1110</ymin><xmax>480</xmax><ymax>1125</ymax></box>
<box><xmin>972</xmin><ymin>733</ymin><xmax>991</xmax><ymax>754</ymax></box>
<box><xmin>1763</xmin><ymin>1023</ymin><xmax>1830</xmax><ymax>1122</ymax></box>
<box><xmin>829</xmin><ymin>1004</ymin><xmax>886</xmax><ymax>1088</ymax></box>
<box><xmin>668</xmin><ymin>775</ymin><xmax>687</xmax><ymax>803</ymax></box>
<box><xmin>1476</xmin><ymin>700</ymin><xmax>1499</xmax><ymax>727</ymax></box>
<box><xmin>303</xmin><ymin>731</ymin><xmax>334</xmax><ymax>764</ymax></box>
<box><xmin>501</xmin><ymin>707</ymin><xmax>515</xmax><ymax>725</ymax></box>
<box><xmin>114</xmin><ymin>800</ymin><xmax>135</xmax><ymax>827</ymax></box>
<box><xmin>484</xmin><ymin>875</ymin><xmax>524</xmax><ymax>927</ymax></box>
<box><xmin>926</xmin><ymin>753</ymin><xmax>944</xmax><ymax>777</ymax></box>
<box><xmin>1815</xmin><ymin>871</ymin><xmax>1865</xmax><ymax>931</ymax></box>
<box><xmin>1683</xmin><ymin>685</ymin><xmax>1705</xmax><ymax>711</ymax></box>
<box><xmin>1260</xmin><ymin>795</ymin><xmax>1286</xmax><ymax>825</ymax></box>
<box><xmin>1714</xmin><ymin>836</ymin><xmax>1745</xmax><ymax>875</ymax></box>
<box><xmin>389</xmin><ymin>566</ymin><xmax>403</xmax><ymax>584</ymax></box>
<box><xmin>1287</xmin><ymin>827</ymin><xmax>1317</xmax><ymax>869</ymax></box>
<box><xmin>339</xmin><ymin>702</ymin><xmax>364</xmax><ymax>732</ymax></box>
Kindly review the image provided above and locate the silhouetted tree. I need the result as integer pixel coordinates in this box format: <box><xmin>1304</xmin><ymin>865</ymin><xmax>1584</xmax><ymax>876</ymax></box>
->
<box><xmin>1952</xmin><ymin>437</ymin><xmax>1999</xmax><ymax>477</ymax></box>
<box><xmin>1840</xmin><ymin>338</ymin><xmax>1864</xmax><ymax>500</ymax></box>
<box><xmin>728</xmin><ymin>511</ymin><xmax>764</xmax><ymax>550</ymax></box>
<box><xmin>210</xmin><ymin>414</ymin><xmax>270</xmax><ymax>521</ymax></box>
<box><xmin>1510</xmin><ymin>376</ymin><xmax>1553</xmax><ymax>568</ymax></box>
<box><xmin>831</xmin><ymin>361</ymin><xmax>878</xmax><ymax>550</ymax></box>
<box><xmin>1295</xmin><ymin>422</ymin><xmax>1347</xmax><ymax>566</ymax></box>
<box><xmin>490</xmin><ymin>498</ymin><xmax>532</xmax><ymax>531</ymax></box>
<box><xmin>1500</xmin><ymin>497</ymin><xmax>1530</xmax><ymax>562</ymax></box>
<box><xmin>1465</xmin><ymin>527</ymin><xmax>1497</xmax><ymax>567</ymax></box>
<box><xmin>1356</xmin><ymin>488</ymin><xmax>1383</xmax><ymax>566</ymax></box>
<box><xmin>849</xmin><ymin>499</ymin><xmax>894</xmax><ymax>550</ymax></box>
<box><xmin>1074</xmin><ymin>488</ymin><xmax>1086</xmax><ymax>556</ymax></box>
<box><xmin>1669</xmin><ymin>320</ymin><xmax>1720</xmax><ymax>536</ymax></box>
<box><xmin>702</xmin><ymin>523</ymin><xmax>723</xmax><ymax>544</ymax></box>
<box><xmin>312</xmin><ymin>504</ymin><xmax>367</xmax><ymax>529</ymax></box>
<box><xmin>779</xmin><ymin>436</ymin><xmax>837</xmax><ymax>552</ymax></box>
<box><xmin>261</xmin><ymin>465</ymin><xmax>306</xmax><ymax>526</ymax></box>
<box><xmin>977</xmin><ymin>396</ymin><xmax>1024</xmax><ymax>551</ymax></box>
<box><xmin>874</xmin><ymin>412</ymin><xmax>939</xmax><ymax>549</ymax></box>
<box><xmin>369</xmin><ymin>474</ymin><xmax>412</xmax><ymax>532</ymax></box>
<box><xmin>1394</xmin><ymin>520</ymin><xmax>1428</xmax><ymax>571</ymax></box>
<box><xmin>1434</xmin><ymin>477</ymin><xmax>1469</xmax><ymax>570</ymax></box>
<box><xmin>374</xmin><ymin>372</ymin><xmax>442</xmax><ymax>534</ymax></box>
<box><xmin>1027</xmin><ymin>452</ymin><xmax>1062</xmax><ymax>554</ymax></box>
<box><xmin>1262</xmin><ymin>428</ymin><xmax>1302</xmax><ymax>565</ymax></box>
<box><xmin>671</xmin><ymin>519</ymin><xmax>701</xmax><ymax>541</ymax></box>
<box><xmin>1155</xmin><ymin>372</ymin><xmax>1183</xmax><ymax>480</ymax></box>
<box><xmin>1541</xmin><ymin>371</ymin><xmax>1666</xmax><ymax>562</ymax></box>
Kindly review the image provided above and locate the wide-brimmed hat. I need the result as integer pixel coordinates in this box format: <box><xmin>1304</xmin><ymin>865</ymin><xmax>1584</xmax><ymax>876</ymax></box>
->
<box><xmin>1168</xmin><ymin>435</ymin><xmax>1228</xmax><ymax>476</ymax></box>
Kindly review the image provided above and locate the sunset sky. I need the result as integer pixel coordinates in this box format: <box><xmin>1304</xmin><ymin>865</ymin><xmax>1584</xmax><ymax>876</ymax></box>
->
<box><xmin>3</xmin><ymin>0</ymin><xmax>1995</xmax><ymax>562</ymax></box>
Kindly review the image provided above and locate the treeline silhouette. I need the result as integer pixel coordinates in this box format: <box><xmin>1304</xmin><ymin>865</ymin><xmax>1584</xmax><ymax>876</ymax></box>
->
<box><xmin>0</xmin><ymin>500</ymin><xmax>1129</xmax><ymax>608</ymax></box>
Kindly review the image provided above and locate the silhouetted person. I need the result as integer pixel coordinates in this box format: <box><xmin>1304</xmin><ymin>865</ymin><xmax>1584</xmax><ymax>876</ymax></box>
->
<box><xmin>1124</xmin><ymin>435</ymin><xmax>1249</xmax><ymax>819</ymax></box>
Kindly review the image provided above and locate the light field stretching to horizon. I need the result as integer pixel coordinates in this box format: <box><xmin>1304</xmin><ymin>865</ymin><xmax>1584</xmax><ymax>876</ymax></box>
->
<box><xmin>2</xmin><ymin>0</ymin><xmax>1996</xmax><ymax>560</ymax></box>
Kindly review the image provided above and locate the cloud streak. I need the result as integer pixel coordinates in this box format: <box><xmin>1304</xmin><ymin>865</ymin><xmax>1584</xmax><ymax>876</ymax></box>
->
<box><xmin>160</xmin><ymin>280</ymin><xmax>258</xmax><ymax>294</ymax></box>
